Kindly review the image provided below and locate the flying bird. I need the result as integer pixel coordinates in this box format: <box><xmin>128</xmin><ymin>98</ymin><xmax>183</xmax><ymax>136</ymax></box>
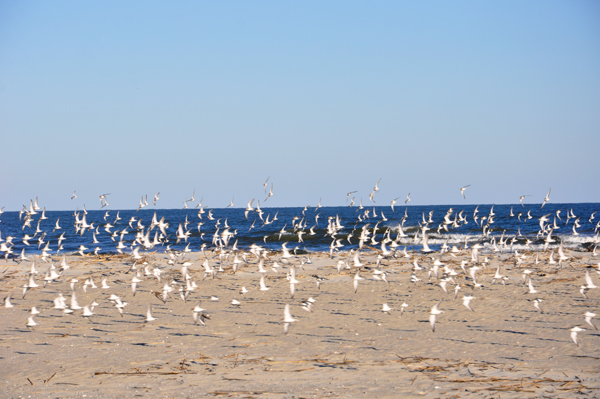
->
<box><xmin>541</xmin><ymin>188</ymin><xmax>551</xmax><ymax>208</ymax></box>
<box><xmin>429</xmin><ymin>301</ymin><xmax>444</xmax><ymax>332</ymax></box>
<box><xmin>460</xmin><ymin>185</ymin><xmax>470</xmax><ymax>199</ymax></box>
<box><xmin>283</xmin><ymin>304</ymin><xmax>297</xmax><ymax>334</ymax></box>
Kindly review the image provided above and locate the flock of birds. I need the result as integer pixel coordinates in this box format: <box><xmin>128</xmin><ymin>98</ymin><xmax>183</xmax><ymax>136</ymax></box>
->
<box><xmin>1</xmin><ymin>180</ymin><xmax>599</xmax><ymax>347</ymax></box>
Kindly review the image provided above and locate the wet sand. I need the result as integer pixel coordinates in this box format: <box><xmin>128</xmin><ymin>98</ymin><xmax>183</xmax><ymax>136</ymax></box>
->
<box><xmin>1</xmin><ymin>248</ymin><xmax>599</xmax><ymax>398</ymax></box>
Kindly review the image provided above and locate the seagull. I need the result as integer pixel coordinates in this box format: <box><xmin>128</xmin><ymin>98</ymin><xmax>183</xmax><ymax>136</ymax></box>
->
<box><xmin>570</xmin><ymin>326</ymin><xmax>584</xmax><ymax>346</ymax></box>
<box><xmin>381</xmin><ymin>303</ymin><xmax>392</xmax><ymax>314</ymax></box>
<box><xmin>283</xmin><ymin>304</ymin><xmax>297</xmax><ymax>334</ymax></box>
<box><xmin>227</xmin><ymin>197</ymin><xmax>234</xmax><ymax>208</ymax></box>
<box><xmin>429</xmin><ymin>301</ymin><xmax>444</xmax><ymax>332</ymax></box>
<box><xmin>71</xmin><ymin>191</ymin><xmax>77</xmax><ymax>200</ymax></box>
<box><xmin>405</xmin><ymin>193</ymin><xmax>411</xmax><ymax>204</ymax></box>
<box><xmin>460</xmin><ymin>185</ymin><xmax>470</xmax><ymax>199</ymax></box>
<box><xmin>541</xmin><ymin>188</ymin><xmax>551</xmax><ymax>208</ymax></box>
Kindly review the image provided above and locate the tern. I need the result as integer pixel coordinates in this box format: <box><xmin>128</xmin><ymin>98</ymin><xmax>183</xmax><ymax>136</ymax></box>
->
<box><xmin>353</xmin><ymin>269</ymin><xmax>364</xmax><ymax>293</ymax></box>
<box><xmin>259</xmin><ymin>275</ymin><xmax>269</xmax><ymax>291</ymax></box>
<box><xmin>283</xmin><ymin>304</ymin><xmax>297</xmax><ymax>334</ymax></box>
<box><xmin>534</xmin><ymin>299</ymin><xmax>544</xmax><ymax>313</ymax></box>
<box><xmin>570</xmin><ymin>326</ymin><xmax>584</xmax><ymax>346</ymax></box>
<box><xmin>541</xmin><ymin>188</ymin><xmax>551</xmax><ymax>208</ymax></box>
<box><xmin>381</xmin><ymin>303</ymin><xmax>392</xmax><ymax>314</ymax></box>
<box><xmin>27</xmin><ymin>316</ymin><xmax>38</xmax><ymax>329</ymax></box>
<box><xmin>460</xmin><ymin>185</ymin><xmax>470</xmax><ymax>199</ymax></box>
<box><xmin>146</xmin><ymin>306</ymin><xmax>156</xmax><ymax>322</ymax></box>
<box><xmin>390</xmin><ymin>197</ymin><xmax>400</xmax><ymax>212</ymax></box>
<box><xmin>193</xmin><ymin>304</ymin><xmax>210</xmax><ymax>325</ymax></box>
<box><xmin>429</xmin><ymin>301</ymin><xmax>444</xmax><ymax>332</ymax></box>
<box><xmin>462</xmin><ymin>295</ymin><xmax>475</xmax><ymax>312</ymax></box>
<box><xmin>520</xmin><ymin>195</ymin><xmax>531</xmax><ymax>207</ymax></box>
<box><xmin>585</xmin><ymin>270</ymin><xmax>597</xmax><ymax>289</ymax></box>
<box><xmin>527</xmin><ymin>278</ymin><xmax>538</xmax><ymax>294</ymax></box>
<box><xmin>400</xmin><ymin>302</ymin><xmax>409</xmax><ymax>316</ymax></box>
<box><xmin>584</xmin><ymin>312</ymin><xmax>597</xmax><ymax>330</ymax></box>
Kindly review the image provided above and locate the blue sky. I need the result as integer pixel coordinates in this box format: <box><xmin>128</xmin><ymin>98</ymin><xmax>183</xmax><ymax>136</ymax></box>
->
<box><xmin>1</xmin><ymin>1</ymin><xmax>599</xmax><ymax>211</ymax></box>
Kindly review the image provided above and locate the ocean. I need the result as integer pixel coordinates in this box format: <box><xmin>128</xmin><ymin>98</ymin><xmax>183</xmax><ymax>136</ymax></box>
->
<box><xmin>1</xmin><ymin>203</ymin><xmax>598</xmax><ymax>258</ymax></box>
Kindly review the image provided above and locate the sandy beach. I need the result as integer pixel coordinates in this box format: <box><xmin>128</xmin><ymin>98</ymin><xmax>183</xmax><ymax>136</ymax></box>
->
<box><xmin>1</xmin><ymin>248</ymin><xmax>599</xmax><ymax>398</ymax></box>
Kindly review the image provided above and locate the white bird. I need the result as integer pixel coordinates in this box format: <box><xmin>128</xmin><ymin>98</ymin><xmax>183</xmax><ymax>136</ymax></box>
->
<box><xmin>527</xmin><ymin>278</ymin><xmax>537</xmax><ymax>294</ymax></box>
<box><xmin>146</xmin><ymin>306</ymin><xmax>156</xmax><ymax>322</ymax></box>
<box><xmin>4</xmin><ymin>295</ymin><xmax>14</xmax><ymax>308</ymax></box>
<box><xmin>584</xmin><ymin>312</ymin><xmax>597</xmax><ymax>330</ymax></box>
<box><xmin>381</xmin><ymin>303</ymin><xmax>392</xmax><ymax>314</ymax></box>
<box><xmin>460</xmin><ymin>185</ymin><xmax>470</xmax><ymax>199</ymax></box>
<box><xmin>82</xmin><ymin>306</ymin><xmax>94</xmax><ymax>318</ymax></box>
<box><xmin>231</xmin><ymin>299</ymin><xmax>241</xmax><ymax>307</ymax></box>
<box><xmin>193</xmin><ymin>304</ymin><xmax>210</xmax><ymax>325</ymax></box>
<box><xmin>71</xmin><ymin>191</ymin><xmax>77</xmax><ymax>200</ymax></box>
<box><xmin>27</xmin><ymin>316</ymin><xmax>38</xmax><ymax>328</ymax></box>
<box><xmin>541</xmin><ymin>188</ymin><xmax>551</xmax><ymax>208</ymax></box>
<box><xmin>570</xmin><ymin>326</ymin><xmax>584</xmax><ymax>346</ymax></box>
<box><xmin>259</xmin><ymin>275</ymin><xmax>269</xmax><ymax>291</ymax></box>
<box><xmin>533</xmin><ymin>299</ymin><xmax>544</xmax><ymax>313</ymax></box>
<box><xmin>400</xmin><ymin>302</ymin><xmax>409</xmax><ymax>316</ymax></box>
<box><xmin>429</xmin><ymin>301</ymin><xmax>444</xmax><ymax>332</ymax></box>
<box><xmin>462</xmin><ymin>295</ymin><xmax>475</xmax><ymax>312</ymax></box>
<box><xmin>353</xmin><ymin>269</ymin><xmax>364</xmax><ymax>293</ymax></box>
<box><xmin>585</xmin><ymin>270</ymin><xmax>598</xmax><ymax>289</ymax></box>
<box><xmin>283</xmin><ymin>304</ymin><xmax>297</xmax><ymax>334</ymax></box>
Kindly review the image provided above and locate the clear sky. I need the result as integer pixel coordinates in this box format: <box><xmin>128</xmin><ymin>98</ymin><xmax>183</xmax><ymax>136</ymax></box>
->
<box><xmin>1</xmin><ymin>1</ymin><xmax>599</xmax><ymax>211</ymax></box>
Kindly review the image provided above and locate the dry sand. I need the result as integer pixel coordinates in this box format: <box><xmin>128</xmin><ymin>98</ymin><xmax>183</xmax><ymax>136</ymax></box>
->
<box><xmin>1</xmin><ymin>249</ymin><xmax>600</xmax><ymax>398</ymax></box>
